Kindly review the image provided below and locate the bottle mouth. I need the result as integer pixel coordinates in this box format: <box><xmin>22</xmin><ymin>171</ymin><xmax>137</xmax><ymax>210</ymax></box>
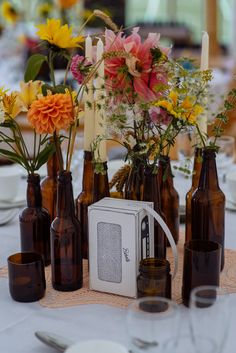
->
<box><xmin>139</xmin><ymin>258</ymin><xmax>170</xmax><ymax>274</ymax></box>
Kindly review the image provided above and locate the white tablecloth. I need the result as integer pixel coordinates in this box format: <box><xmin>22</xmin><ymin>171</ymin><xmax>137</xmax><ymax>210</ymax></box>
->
<box><xmin>0</xmin><ymin>185</ymin><xmax>236</xmax><ymax>352</ymax></box>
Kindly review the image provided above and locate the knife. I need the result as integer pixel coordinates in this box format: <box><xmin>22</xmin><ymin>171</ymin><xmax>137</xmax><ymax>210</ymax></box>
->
<box><xmin>35</xmin><ymin>331</ymin><xmax>74</xmax><ymax>352</ymax></box>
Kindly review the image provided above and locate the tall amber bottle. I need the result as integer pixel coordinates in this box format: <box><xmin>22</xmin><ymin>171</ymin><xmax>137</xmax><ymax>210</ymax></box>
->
<box><xmin>142</xmin><ymin>166</ymin><xmax>166</xmax><ymax>259</ymax></box>
<box><xmin>20</xmin><ymin>174</ymin><xmax>51</xmax><ymax>266</ymax></box>
<box><xmin>93</xmin><ymin>162</ymin><xmax>110</xmax><ymax>203</ymax></box>
<box><xmin>158</xmin><ymin>156</ymin><xmax>179</xmax><ymax>245</ymax></box>
<box><xmin>125</xmin><ymin>159</ymin><xmax>144</xmax><ymax>201</ymax></box>
<box><xmin>51</xmin><ymin>171</ymin><xmax>83</xmax><ymax>291</ymax></box>
<box><xmin>75</xmin><ymin>151</ymin><xmax>93</xmax><ymax>259</ymax></box>
<box><xmin>185</xmin><ymin>147</ymin><xmax>202</xmax><ymax>242</ymax></box>
<box><xmin>41</xmin><ymin>150</ymin><xmax>60</xmax><ymax>221</ymax></box>
<box><xmin>191</xmin><ymin>149</ymin><xmax>225</xmax><ymax>270</ymax></box>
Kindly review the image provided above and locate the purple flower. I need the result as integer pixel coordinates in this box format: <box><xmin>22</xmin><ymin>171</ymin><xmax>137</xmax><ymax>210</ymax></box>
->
<box><xmin>70</xmin><ymin>55</ymin><xmax>92</xmax><ymax>84</ymax></box>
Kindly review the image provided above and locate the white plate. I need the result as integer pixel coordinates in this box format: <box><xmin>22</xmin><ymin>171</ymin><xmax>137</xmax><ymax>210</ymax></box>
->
<box><xmin>66</xmin><ymin>340</ymin><xmax>129</xmax><ymax>353</ymax></box>
<box><xmin>0</xmin><ymin>185</ymin><xmax>26</xmax><ymax>209</ymax></box>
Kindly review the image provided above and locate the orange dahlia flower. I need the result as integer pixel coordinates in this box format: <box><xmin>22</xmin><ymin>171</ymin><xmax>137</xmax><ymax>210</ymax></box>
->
<box><xmin>56</xmin><ymin>0</ymin><xmax>78</xmax><ymax>9</ymax></box>
<box><xmin>27</xmin><ymin>93</ymin><xmax>74</xmax><ymax>134</ymax></box>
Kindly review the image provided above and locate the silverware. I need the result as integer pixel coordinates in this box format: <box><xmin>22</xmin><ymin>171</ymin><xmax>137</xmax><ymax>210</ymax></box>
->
<box><xmin>35</xmin><ymin>331</ymin><xmax>74</xmax><ymax>352</ymax></box>
<box><xmin>35</xmin><ymin>331</ymin><xmax>133</xmax><ymax>353</ymax></box>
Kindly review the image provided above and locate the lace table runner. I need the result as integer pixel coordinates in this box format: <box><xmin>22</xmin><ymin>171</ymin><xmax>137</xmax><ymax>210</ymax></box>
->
<box><xmin>1</xmin><ymin>237</ymin><xmax>236</xmax><ymax>309</ymax></box>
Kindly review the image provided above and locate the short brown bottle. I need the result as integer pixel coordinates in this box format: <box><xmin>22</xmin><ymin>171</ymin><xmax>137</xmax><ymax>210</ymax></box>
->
<box><xmin>20</xmin><ymin>173</ymin><xmax>51</xmax><ymax>266</ymax></box>
<box><xmin>93</xmin><ymin>162</ymin><xmax>110</xmax><ymax>203</ymax></box>
<box><xmin>137</xmin><ymin>258</ymin><xmax>171</xmax><ymax>299</ymax></box>
<box><xmin>185</xmin><ymin>147</ymin><xmax>202</xmax><ymax>243</ymax></box>
<box><xmin>51</xmin><ymin>171</ymin><xmax>83</xmax><ymax>291</ymax></box>
<box><xmin>158</xmin><ymin>155</ymin><xmax>179</xmax><ymax>245</ymax></box>
<box><xmin>191</xmin><ymin>149</ymin><xmax>225</xmax><ymax>270</ymax></box>
<box><xmin>142</xmin><ymin>165</ymin><xmax>166</xmax><ymax>259</ymax></box>
<box><xmin>41</xmin><ymin>149</ymin><xmax>60</xmax><ymax>221</ymax></box>
<box><xmin>75</xmin><ymin>151</ymin><xmax>94</xmax><ymax>259</ymax></box>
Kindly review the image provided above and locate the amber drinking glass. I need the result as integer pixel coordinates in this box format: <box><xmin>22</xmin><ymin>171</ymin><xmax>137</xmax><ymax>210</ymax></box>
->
<box><xmin>8</xmin><ymin>252</ymin><xmax>46</xmax><ymax>302</ymax></box>
<box><xmin>137</xmin><ymin>258</ymin><xmax>171</xmax><ymax>299</ymax></box>
<box><xmin>182</xmin><ymin>240</ymin><xmax>221</xmax><ymax>307</ymax></box>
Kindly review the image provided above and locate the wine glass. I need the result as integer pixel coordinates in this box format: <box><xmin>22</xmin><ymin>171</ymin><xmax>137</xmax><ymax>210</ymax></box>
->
<box><xmin>126</xmin><ymin>296</ymin><xmax>179</xmax><ymax>353</ymax></box>
<box><xmin>212</xmin><ymin>135</ymin><xmax>235</xmax><ymax>181</ymax></box>
<box><xmin>189</xmin><ymin>286</ymin><xmax>230</xmax><ymax>353</ymax></box>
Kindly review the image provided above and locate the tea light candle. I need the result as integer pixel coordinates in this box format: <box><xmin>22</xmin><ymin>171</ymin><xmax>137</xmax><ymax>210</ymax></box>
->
<box><xmin>84</xmin><ymin>35</ymin><xmax>95</xmax><ymax>152</ymax></box>
<box><xmin>198</xmin><ymin>31</ymin><xmax>209</xmax><ymax>137</ymax></box>
<box><xmin>94</xmin><ymin>38</ymin><xmax>107</xmax><ymax>162</ymax></box>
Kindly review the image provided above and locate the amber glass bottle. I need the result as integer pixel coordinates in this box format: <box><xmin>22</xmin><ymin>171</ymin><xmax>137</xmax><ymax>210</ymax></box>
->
<box><xmin>191</xmin><ymin>149</ymin><xmax>225</xmax><ymax>270</ymax></box>
<box><xmin>137</xmin><ymin>258</ymin><xmax>171</xmax><ymax>299</ymax></box>
<box><xmin>142</xmin><ymin>166</ymin><xmax>166</xmax><ymax>259</ymax></box>
<box><xmin>20</xmin><ymin>174</ymin><xmax>51</xmax><ymax>266</ymax></box>
<box><xmin>93</xmin><ymin>162</ymin><xmax>110</xmax><ymax>203</ymax></box>
<box><xmin>51</xmin><ymin>171</ymin><xmax>83</xmax><ymax>291</ymax></box>
<box><xmin>75</xmin><ymin>151</ymin><xmax>93</xmax><ymax>259</ymax></box>
<box><xmin>41</xmin><ymin>150</ymin><xmax>60</xmax><ymax>221</ymax></box>
<box><xmin>125</xmin><ymin>158</ymin><xmax>144</xmax><ymax>201</ymax></box>
<box><xmin>158</xmin><ymin>156</ymin><xmax>179</xmax><ymax>245</ymax></box>
<box><xmin>185</xmin><ymin>147</ymin><xmax>202</xmax><ymax>243</ymax></box>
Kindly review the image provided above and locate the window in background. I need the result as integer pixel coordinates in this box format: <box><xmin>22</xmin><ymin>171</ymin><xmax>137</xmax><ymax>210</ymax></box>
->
<box><xmin>126</xmin><ymin>0</ymin><xmax>234</xmax><ymax>50</ymax></box>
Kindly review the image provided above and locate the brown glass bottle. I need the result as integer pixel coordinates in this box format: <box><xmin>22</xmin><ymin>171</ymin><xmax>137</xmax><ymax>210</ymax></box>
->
<box><xmin>158</xmin><ymin>156</ymin><xmax>179</xmax><ymax>245</ymax></box>
<box><xmin>41</xmin><ymin>149</ymin><xmax>60</xmax><ymax>221</ymax></box>
<box><xmin>142</xmin><ymin>166</ymin><xmax>166</xmax><ymax>259</ymax></box>
<box><xmin>93</xmin><ymin>162</ymin><xmax>110</xmax><ymax>203</ymax></box>
<box><xmin>75</xmin><ymin>151</ymin><xmax>94</xmax><ymax>259</ymax></box>
<box><xmin>191</xmin><ymin>149</ymin><xmax>225</xmax><ymax>270</ymax></box>
<box><xmin>19</xmin><ymin>174</ymin><xmax>51</xmax><ymax>266</ymax></box>
<box><xmin>185</xmin><ymin>147</ymin><xmax>202</xmax><ymax>243</ymax></box>
<box><xmin>51</xmin><ymin>171</ymin><xmax>83</xmax><ymax>291</ymax></box>
<box><xmin>125</xmin><ymin>158</ymin><xmax>144</xmax><ymax>201</ymax></box>
<box><xmin>137</xmin><ymin>258</ymin><xmax>171</xmax><ymax>299</ymax></box>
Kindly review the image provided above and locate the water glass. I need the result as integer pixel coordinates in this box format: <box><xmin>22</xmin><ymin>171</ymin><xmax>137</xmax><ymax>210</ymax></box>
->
<box><xmin>189</xmin><ymin>286</ymin><xmax>230</xmax><ymax>353</ymax></box>
<box><xmin>126</xmin><ymin>296</ymin><xmax>179</xmax><ymax>352</ymax></box>
<box><xmin>214</xmin><ymin>135</ymin><xmax>235</xmax><ymax>180</ymax></box>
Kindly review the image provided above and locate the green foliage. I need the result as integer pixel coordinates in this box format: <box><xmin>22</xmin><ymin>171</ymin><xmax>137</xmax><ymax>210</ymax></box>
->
<box><xmin>24</xmin><ymin>54</ymin><xmax>48</xmax><ymax>82</ymax></box>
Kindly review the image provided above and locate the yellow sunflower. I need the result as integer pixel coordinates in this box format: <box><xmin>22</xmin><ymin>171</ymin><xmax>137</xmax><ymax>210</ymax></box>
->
<box><xmin>35</xmin><ymin>18</ymin><xmax>84</xmax><ymax>49</ymax></box>
<box><xmin>1</xmin><ymin>1</ymin><xmax>19</xmax><ymax>24</ymax></box>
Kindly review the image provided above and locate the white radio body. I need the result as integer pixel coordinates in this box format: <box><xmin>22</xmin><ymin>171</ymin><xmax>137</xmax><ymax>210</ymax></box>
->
<box><xmin>88</xmin><ymin>197</ymin><xmax>154</xmax><ymax>298</ymax></box>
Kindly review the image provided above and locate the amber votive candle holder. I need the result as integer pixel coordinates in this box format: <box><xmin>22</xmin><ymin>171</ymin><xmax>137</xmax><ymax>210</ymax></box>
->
<box><xmin>7</xmin><ymin>252</ymin><xmax>46</xmax><ymax>302</ymax></box>
<box><xmin>182</xmin><ymin>240</ymin><xmax>221</xmax><ymax>307</ymax></box>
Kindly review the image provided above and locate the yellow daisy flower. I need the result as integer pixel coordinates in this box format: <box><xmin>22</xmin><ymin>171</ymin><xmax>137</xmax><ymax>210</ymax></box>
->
<box><xmin>35</xmin><ymin>18</ymin><xmax>84</xmax><ymax>49</ymax></box>
<box><xmin>1</xmin><ymin>1</ymin><xmax>19</xmax><ymax>24</ymax></box>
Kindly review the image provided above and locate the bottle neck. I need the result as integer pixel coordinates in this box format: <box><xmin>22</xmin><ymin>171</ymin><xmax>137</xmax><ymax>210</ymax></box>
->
<box><xmin>27</xmin><ymin>174</ymin><xmax>42</xmax><ymax>208</ymax></box>
<box><xmin>82</xmin><ymin>151</ymin><xmax>93</xmax><ymax>192</ymax></box>
<box><xmin>143</xmin><ymin>166</ymin><xmax>161</xmax><ymax>210</ymax></box>
<box><xmin>139</xmin><ymin>258</ymin><xmax>170</xmax><ymax>278</ymax></box>
<box><xmin>199</xmin><ymin>149</ymin><xmax>219</xmax><ymax>190</ymax></box>
<box><xmin>56</xmin><ymin>171</ymin><xmax>75</xmax><ymax>217</ymax></box>
<box><xmin>159</xmin><ymin>155</ymin><xmax>173</xmax><ymax>186</ymax></box>
<box><xmin>47</xmin><ymin>151</ymin><xmax>60</xmax><ymax>178</ymax></box>
<box><xmin>93</xmin><ymin>162</ymin><xmax>110</xmax><ymax>202</ymax></box>
<box><xmin>191</xmin><ymin>147</ymin><xmax>202</xmax><ymax>188</ymax></box>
